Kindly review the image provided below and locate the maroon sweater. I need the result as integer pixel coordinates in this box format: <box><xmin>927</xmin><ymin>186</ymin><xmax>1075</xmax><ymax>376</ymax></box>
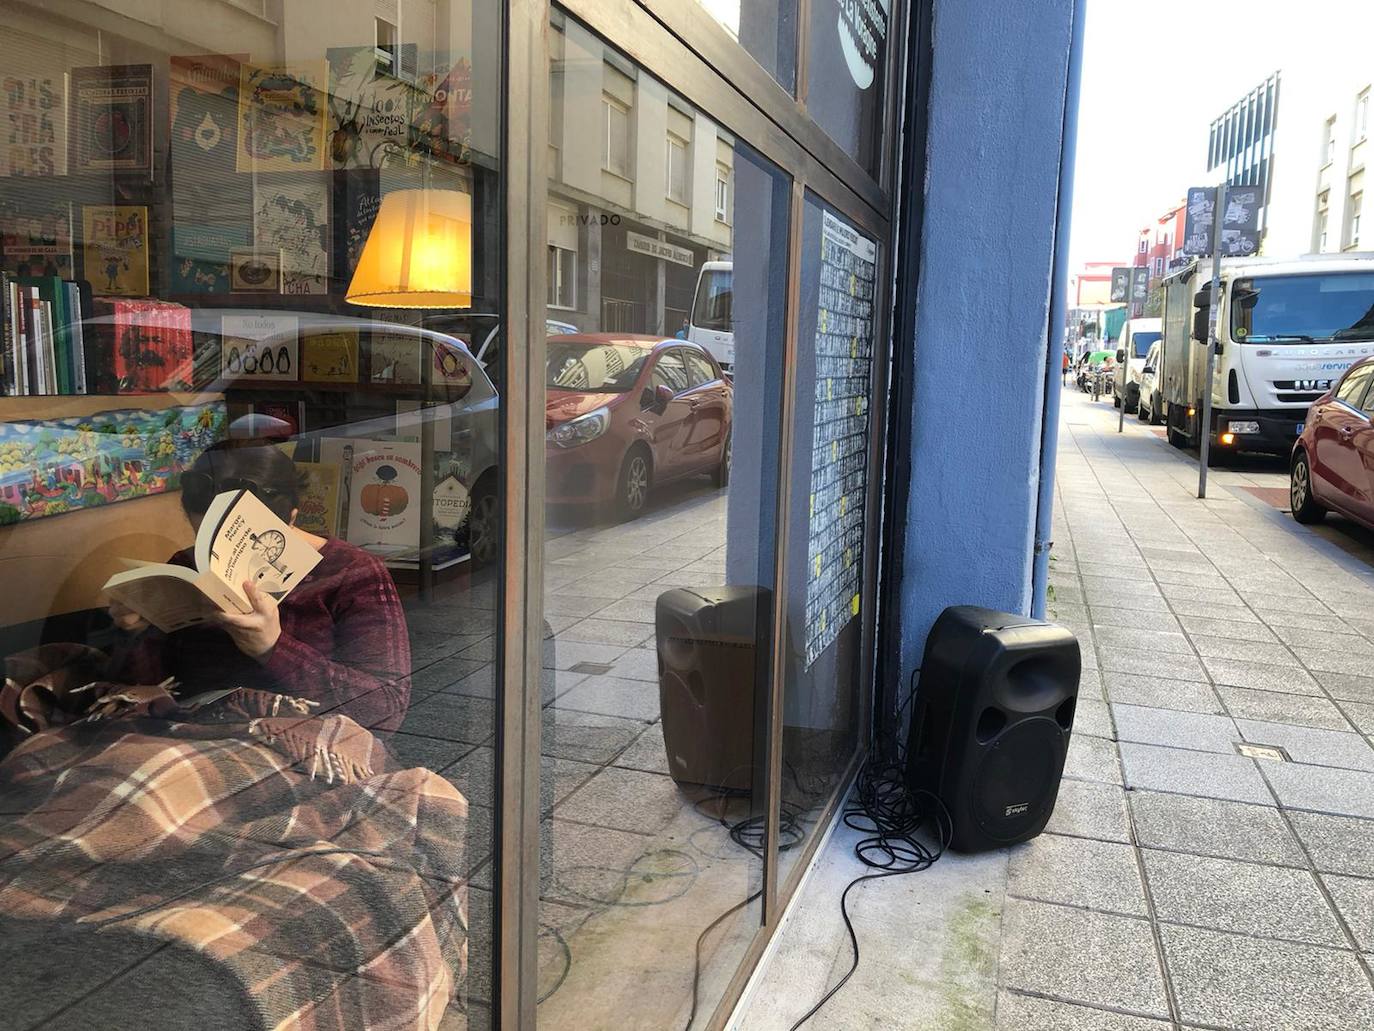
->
<box><xmin>115</xmin><ymin>538</ymin><xmax>411</xmax><ymax>734</ymax></box>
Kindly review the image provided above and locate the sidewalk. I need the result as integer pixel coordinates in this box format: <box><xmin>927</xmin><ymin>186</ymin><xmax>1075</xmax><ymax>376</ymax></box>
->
<box><xmin>738</xmin><ymin>386</ymin><xmax>1374</xmax><ymax>1030</ymax></box>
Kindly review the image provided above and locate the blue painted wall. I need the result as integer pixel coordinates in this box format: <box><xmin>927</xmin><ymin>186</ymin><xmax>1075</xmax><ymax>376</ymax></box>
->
<box><xmin>897</xmin><ymin>0</ymin><xmax>1075</xmax><ymax>691</ymax></box>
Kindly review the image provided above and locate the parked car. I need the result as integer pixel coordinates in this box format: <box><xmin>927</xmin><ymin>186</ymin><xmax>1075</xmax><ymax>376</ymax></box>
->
<box><xmin>1136</xmin><ymin>340</ymin><xmax>1163</xmax><ymax>425</ymax></box>
<box><xmin>1112</xmin><ymin>318</ymin><xmax>1162</xmax><ymax>412</ymax></box>
<box><xmin>545</xmin><ymin>335</ymin><xmax>732</xmax><ymax>520</ymax></box>
<box><xmin>1290</xmin><ymin>354</ymin><xmax>1374</xmax><ymax>528</ymax></box>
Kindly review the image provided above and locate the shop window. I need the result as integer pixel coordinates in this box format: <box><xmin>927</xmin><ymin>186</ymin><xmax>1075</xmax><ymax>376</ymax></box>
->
<box><xmin>547</xmin><ymin>244</ymin><xmax>577</xmax><ymax>309</ymax></box>
<box><xmin>666</xmin><ymin>133</ymin><xmax>689</xmax><ymax>204</ymax></box>
<box><xmin>689</xmin><ymin>0</ymin><xmax>799</xmax><ymax>94</ymax></box>
<box><xmin>603</xmin><ymin>94</ymin><xmax>631</xmax><ymax>178</ymax></box>
<box><xmin>805</xmin><ymin>0</ymin><xmax>891</xmax><ymax>172</ymax></box>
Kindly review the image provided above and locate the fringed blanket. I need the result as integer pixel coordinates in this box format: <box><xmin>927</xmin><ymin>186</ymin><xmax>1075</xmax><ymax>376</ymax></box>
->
<box><xmin>0</xmin><ymin>645</ymin><xmax>468</xmax><ymax>1030</ymax></box>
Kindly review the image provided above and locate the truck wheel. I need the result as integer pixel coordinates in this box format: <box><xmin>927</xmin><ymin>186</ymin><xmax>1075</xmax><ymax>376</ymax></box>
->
<box><xmin>1166</xmin><ymin>415</ymin><xmax>1187</xmax><ymax>449</ymax></box>
<box><xmin>1136</xmin><ymin>397</ymin><xmax>1149</xmax><ymax>422</ymax></box>
<box><xmin>1290</xmin><ymin>450</ymin><xmax>1326</xmax><ymax>524</ymax></box>
<box><xmin>1126</xmin><ymin>386</ymin><xmax>1140</xmax><ymax>413</ymax></box>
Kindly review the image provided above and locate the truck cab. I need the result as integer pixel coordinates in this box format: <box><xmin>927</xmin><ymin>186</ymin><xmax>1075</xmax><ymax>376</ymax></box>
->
<box><xmin>687</xmin><ymin>260</ymin><xmax>734</xmax><ymax>374</ymax></box>
<box><xmin>1159</xmin><ymin>255</ymin><xmax>1374</xmax><ymax>457</ymax></box>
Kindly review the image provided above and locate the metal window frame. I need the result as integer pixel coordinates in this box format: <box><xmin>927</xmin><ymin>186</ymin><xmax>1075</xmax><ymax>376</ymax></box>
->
<box><xmin>497</xmin><ymin>1</ymin><xmax>909</xmax><ymax>1028</ymax></box>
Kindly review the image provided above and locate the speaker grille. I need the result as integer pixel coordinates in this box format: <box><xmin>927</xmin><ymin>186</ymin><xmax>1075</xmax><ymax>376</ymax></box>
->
<box><xmin>971</xmin><ymin>719</ymin><xmax>1064</xmax><ymax>841</ymax></box>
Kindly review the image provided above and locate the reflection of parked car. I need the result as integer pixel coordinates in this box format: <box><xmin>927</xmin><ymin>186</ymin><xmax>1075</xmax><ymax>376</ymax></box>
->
<box><xmin>1112</xmin><ymin>318</ymin><xmax>1162</xmax><ymax>413</ymax></box>
<box><xmin>545</xmin><ymin>335</ymin><xmax>732</xmax><ymax>520</ymax></box>
<box><xmin>1137</xmin><ymin>340</ymin><xmax>1163</xmax><ymax>425</ymax></box>
<box><xmin>1290</xmin><ymin>355</ymin><xmax>1374</xmax><ymax>529</ymax></box>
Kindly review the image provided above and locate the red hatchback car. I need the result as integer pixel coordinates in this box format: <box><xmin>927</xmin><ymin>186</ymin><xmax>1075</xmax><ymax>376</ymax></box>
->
<box><xmin>545</xmin><ymin>335</ymin><xmax>732</xmax><ymax>519</ymax></box>
<box><xmin>1291</xmin><ymin>354</ymin><xmax>1374</xmax><ymax>528</ymax></box>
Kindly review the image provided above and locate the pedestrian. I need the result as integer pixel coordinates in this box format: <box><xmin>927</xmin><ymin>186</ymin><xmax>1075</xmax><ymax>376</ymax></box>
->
<box><xmin>1062</xmin><ymin>349</ymin><xmax>1069</xmax><ymax>385</ymax></box>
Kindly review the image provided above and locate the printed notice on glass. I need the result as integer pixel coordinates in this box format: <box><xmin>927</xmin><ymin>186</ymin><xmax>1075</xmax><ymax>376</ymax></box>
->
<box><xmin>804</xmin><ymin>211</ymin><xmax>877</xmax><ymax>669</ymax></box>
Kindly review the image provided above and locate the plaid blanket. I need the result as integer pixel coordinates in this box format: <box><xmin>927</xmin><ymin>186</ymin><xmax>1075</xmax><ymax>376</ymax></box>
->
<box><xmin>0</xmin><ymin>649</ymin><xmax>469</xmax><ymax>1031</ymax></box>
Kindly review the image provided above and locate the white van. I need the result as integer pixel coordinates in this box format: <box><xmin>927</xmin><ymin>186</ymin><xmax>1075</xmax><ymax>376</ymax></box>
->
<box><xmin>687</xmin><ymin>260</ymin><xmax>734</xmax><ymax>373</ymax></box>
<box><xmin>1111</xmin><ymin>317</ymin><xmax>1162</xmax><ymax>413</ymax></box>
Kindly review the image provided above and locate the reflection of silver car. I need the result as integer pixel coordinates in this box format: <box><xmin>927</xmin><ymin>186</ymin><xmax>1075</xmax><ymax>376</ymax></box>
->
<box><xmin>80</xmin><ymin>309</ymin><xmax>502</xmax><ymax>566</ymax></box>
<box><xmin>420</xmin><ymin>312</ymin><xmax>578</xmax><ymax>387</ymax></box>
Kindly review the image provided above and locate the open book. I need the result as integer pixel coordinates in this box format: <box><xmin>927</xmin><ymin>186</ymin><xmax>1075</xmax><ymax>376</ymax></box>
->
<box><xmin>102</xmin><ymin>489</ymin><xmax>323</xmax><ymax>633</ymax></box>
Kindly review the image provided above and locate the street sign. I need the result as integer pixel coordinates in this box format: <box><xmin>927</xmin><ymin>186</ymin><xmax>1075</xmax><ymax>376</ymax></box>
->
<box><xmin>1110</xmin><ymin>266</ymin><xmax>1131</xmax><ymax>303</ymax></box>
<box><xmin>1183</xmin><ymin>186</ymin><xmax>1216</xmax><ymax>256</ymax></box>
<box><xmin>1131</xmin><ymin>266</ymin><xmax>1149</xmax><ymax>303</ymax></box>
<box><xmin>1221</xmin><ymin>185</ymin><xmax>1262</xmax><ymax>256</ymax></box>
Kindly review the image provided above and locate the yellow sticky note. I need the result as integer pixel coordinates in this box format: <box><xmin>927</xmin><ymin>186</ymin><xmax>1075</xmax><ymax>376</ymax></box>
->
<box><xmin>827</xmin><ymin>379</ymin><xmax>834</xmax><ymax>400</ymax></box>
<box><xmin>809</xmin><ymin>493</ymin><xmax>814</xmax><ymax>517</ymax></box>
<box><xmin>820</xmin><ymin>310</ymin><xmax>828</xmax><ymax>333</ymax></box>
<box><xmin>814</xmin><ymin>555</ymin><xmax>822</xmax><ymax>577</ymax></box>
<box><xmin>851</xmin><ymin>336</ymin><xmax>858</xmax><ymax>358</ymax></box>
<box><xmin>845</xmin><ymin>547</ymin><xmax>853</xmax><ymax>567</ymax></box>
<box><xmin>851</xmin><ymin>594</ymin><xmax>860</xmax><ymax>616</ymax></box>
<box><xmin>849</xmin><ymin>272</ymin><xmax>857</xmax><ymax>295</ymax></box>
<box><xmin>831</xmin><ymin>439</ymin><xmax>839</xmax><ymax>460</ymax></box>
<box><xmin>840</xmin><ymin>495</ymin><xmax>847</xmax><ymax>516</ymax></box>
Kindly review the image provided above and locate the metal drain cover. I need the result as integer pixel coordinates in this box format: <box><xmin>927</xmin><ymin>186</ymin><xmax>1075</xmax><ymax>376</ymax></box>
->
<box><xmin>1236</xmin><ymin>742</ymin><xmax>1290</xmax><ymax>762</ymax></box>
<box><xmin>569</xmin><ymin>661</ymin><xmax>615</xmax><ymax>675</ymax></box>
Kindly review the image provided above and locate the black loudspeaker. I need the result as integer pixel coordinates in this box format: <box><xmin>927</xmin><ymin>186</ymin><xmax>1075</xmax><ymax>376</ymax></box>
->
<box><xmin>656</xmin><ymin>586</ymin><xmax>770</xmax><ymax>792</ymax></box>
<box><xmin>905</xmin><ymin>605</ymin><xmax>1081</xmax><ymax>853</ymax></box>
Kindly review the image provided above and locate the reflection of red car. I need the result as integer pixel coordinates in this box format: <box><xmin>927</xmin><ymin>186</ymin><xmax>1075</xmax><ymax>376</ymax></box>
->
<box><xmin>546</xmin><ymin>335</ymin><xmax>732</xmax><ymax>519</ymax></box>
<box><xmin>1291</xmin><ymin>354</ymin><xmax>1374</xmax><ymax>528</ymax></box>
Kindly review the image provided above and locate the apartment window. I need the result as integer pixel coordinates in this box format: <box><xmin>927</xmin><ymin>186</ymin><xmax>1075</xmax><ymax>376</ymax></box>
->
<box><xmin>1359</xmin><ymin>89</ymin><xmax>1371</xmax><ymax>142</ymax></box>
<box><xmin>547</xmin><ymin>245</ymin><xmax>576</xmax><ymax>309</ymax></box>
<box><xmin>1325</xmin><ymin>116</ymin><xmax>1338</xmax><ymax>165</ymax></box>
<box><xmin>714</xmin><ymin>166</ymin><xmax>730</xmax><ymax>223</ymax></box>
<box><xmin>665</xmin><ymin>133</ymin><xmax>688</xmax><ymax>204</ymax></box>
<box><xmin>1317</xmin><ymin>189</ymin><xmax>1331</xmax><ymax>250</ymax></box>
<box><xmin>602</xmin><ymin>95</ymin><xmax>630</xmax><ymax>177</ymax></box>
<box><xmin>1350</xmin><ymin>192</ymin><xmax>1364</xmax><ymax>248</ymax></box>
<box><xmin>375</xmin><ymin>17</ymin><xmax>399</xmax><ymax>73</ymax></box>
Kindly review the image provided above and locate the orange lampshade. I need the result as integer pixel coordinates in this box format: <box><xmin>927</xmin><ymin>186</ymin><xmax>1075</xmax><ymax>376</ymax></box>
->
<box><xmin>346</xmin><ymin>188</ymin><xmax>473</xmax><ymax>308</ymax></box>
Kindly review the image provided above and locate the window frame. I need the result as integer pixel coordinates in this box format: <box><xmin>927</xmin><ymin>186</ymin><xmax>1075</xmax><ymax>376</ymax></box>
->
<box><xmin>602</xmin><ymin>92</ymin><xmax>631</xmax><ymax>178</ymax></box>
<box><xmin>665</xmin><ymin>131</ymin><xmax>689</xmax><ymax>204</ymax></box>
<box><xmin>546</xmin><ymin>244</ymin><xmax>577</xmax><ymax>310</ymax></box>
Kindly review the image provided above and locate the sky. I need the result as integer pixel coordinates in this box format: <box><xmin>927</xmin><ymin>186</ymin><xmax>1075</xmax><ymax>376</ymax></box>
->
<box><xmin>1067</xmin><ymin>0</ymin><xmax>1374</xmax><ymax>272</ymax></box>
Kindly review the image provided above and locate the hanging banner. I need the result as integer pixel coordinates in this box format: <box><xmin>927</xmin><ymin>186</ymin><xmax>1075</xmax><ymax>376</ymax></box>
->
<box><xmin>1110</xmin><ymin>266</ymin><xmax>1130</xmax><ymax>303</ymax></box>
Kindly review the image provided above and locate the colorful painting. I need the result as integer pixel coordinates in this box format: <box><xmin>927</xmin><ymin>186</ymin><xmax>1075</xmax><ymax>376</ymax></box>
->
<box><xmin>82</xmin><ymin>205</ymin><xmax>150</xmax><ymax>296</ymax></box>
<box><xmin>236</xmin><ymin>63</ymin><xmax>327</xmax><ymax>172</ymax></box>
<box><xmin>0</xmin><ymin>402</ymin><xmax>227</xmax><ymax>524</ymax></box>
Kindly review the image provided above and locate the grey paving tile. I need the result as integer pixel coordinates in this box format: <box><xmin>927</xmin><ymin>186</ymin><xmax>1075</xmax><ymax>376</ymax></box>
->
<box><xmin>552</xmin><ymin>675</ymin><xmax>662</xmax><ymax>722</ymax></box>
<box><xmin>540</xmin><ymin>708</ymin><xmax>646</xmax><ymax>765</ymax></box>
<box><xmin>1160</xmin><ymin>923</ymin><xmax>1374</xmax><ymax>1031</ymax></box>
<box><xmin>1083</xmin><ymin>589</ymin><xmax>1171</xmax><ymax>613</ymax></box>
<box><xmin>1099</xmin><ymin>648</ymin><xmax>1207</xmax><ymax>682</ymax></box>
<box><xmin>1045</xmin><ymin>779</ymin><xmax>1131</xmax><ymax>843</ymax></box>
<box><xmin>1246</xmin><ymin>592</ymin><xmax>1334</xmax><ymax>615</ymax></box>
<box><xmin>1119</xmin><ymin>742</ymin><xmax>1272</xmax><ymax>804</ymax></box>
<box><xmin>540</xmin><ymin>817</ymin><xmax>653</xmax><ymax>903</ymax></box>
<box><xmin>1263</xmin><ymin>762</ymin><xmax>1374</xmax><ymax>818</ymax></box>
<box><xmin>1318</xmin><ymin>672</ymin><xmax>1374</xmax><ymax>705</ymax></box>
<box><xmin>1092</xmin><ymin>625</ymin><xmax>1193</xmax><ymax>655</ymax></box>
<box><xmin>1342</xmin><ymin>700</ymin><xmax>1374</xmax><ymax>735</ymax></box>
<box><xmin>998</xmin><ymin>899</ymin><xmax>1168</xmax><ymax>1017</ymax></box>
<box><xmin>1236</xmin><ymin>719</ymin><xmax>1374</xmax><ymax>771</ymax></box>
<box><xmin>1007</xmin><ymin>833</ymin><xmax>1146</xmax><ymax>916</ymax></box>
<box><xmin>612</xmin><ymin>722</ymin><xmax>670</xmax><ymax>777</ymax></box>
<box><xmin>1202</xmin><ymin>656</ymin><xmax>1322</xmax><ymax>695</ymax></box>
<box><xmin>1142</xmin><ymin>850</ymin><xmax>1346</xmax><ymax>946</ymax></box>
<box><xmin>1087</xmin><ymin>607</ymin><xmax>1181</xmax><ymax>632</ymax></box>
<box><xmin>1103</xmin><ymin>673</ymin><xmax>1224</xmax><ymax>714</ymax></box>
<box><xmin>1076</xmin><ymin>667</ymin><xmax>1105</xmax><ymax>701</ymax></box>
<box><xmin>1271</xmin><ymin>624</ymin><xmax>1374</xmax><ymax>653</ymax></box>
<box><xmin>1064</xmin><ymin>731</ymin><xmax>1122</xmax><ymax>785</ymax></box>
<box><xmin>1129</xmin><ymin>790</ymin><xmax>1306</xmax><ymax>867</ymax></box>
<box><xmin>542</xmin><ymin>639</ymin><xmax>630</xmax><ymax>671</ymax></box>
<box><xmin>554</xmin><ymin>766</ymin><xmax>688</xmax><ymax>834</ymax></box>
<box><xmin>1292</xmin><ymin>646</ymin><xmax>1374</xmax><ymax>677</ymax></box>
<box><xmin>1217</xmin><ymin>686</ymin><xmax>1356</xmax><ymax>732</ymax></box>
<box><xmin>556</xmin><ymin>617</ymin><xmax>656</xmax><ymax>648</ymax></box>
<box><xmin>1252</xmin><ymin>607</ymin><xmax>1355</xmax><ymax>633</ymax></box>
<box><xmin>543</xmin><ymin>594</ymin><xmax>624</xmax><ymax>618</ymax></box>
<box><xmin>1287</xmin><ymin>811</ymin><xmax>1374</xmax><ymax>877</ymax></box>
<box><xmin>1167</xmin><ymin>597</ymin><xmax>1259</xmax><ymax>621</ymax></box>
<box><xmin>1322</xmin><ymin>874</ymin><xmax>1374</xmax><ymax>951</ymax></box>
<box><xmin>1072</xmin><ymin>697</ymin><xmax>1115</xmax><ymax>739</ymax></box>
<box><xmin>602</xmin><ymin>647</ymin><xmax>660</xmax><ymax>683</ymax></box>
<box><xmin>993</xmin><ymin>991</ymin><xmax>1171</xmax><ymax>1031</ymax></box>
<box><xmin>1190</xmin><ymin>635</ymin><xmax>1300</xmax><ymax>667</ymax></box>
<box><xmin>1113</xmin><ymin>704</ymin><xmax>1240</xmax><ymax>753</ymax></box>
<box><xmin>399</xmin><ymin>692</ymin><xmax>497</xmax><ymax>745</ymax></box>
<box><xmin>1160</xmin><ymin>583</ymin><xmax>1242</xmax><ymax>606</ymax></box>
<box><xmin>387</xmin><ymin>731</ymin><xmax>474</xmax><ymax>773</ymax></box>
<box><xmin>1178</xmin><ymin>614</ymin><xmax>1278</xmax><ymax>643</ymax></box>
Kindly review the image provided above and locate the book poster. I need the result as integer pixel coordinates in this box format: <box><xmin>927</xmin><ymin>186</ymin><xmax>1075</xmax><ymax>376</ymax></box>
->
<box><xmin>82</xmin><ymin>205</ymin><xmax>149</xmax><ymax>296</ymax></box>
<box><xmin>229</xmin><ymin>249</ymin><xmax>281</xmax><ymax>292</ymax></box>
<box><xmin>1</xmin><ymin>202</ymin><xmax>73</xmax><ymax>277</ymax></box>
<box><xmin>302</xmin><ymin>330</ymin><xmax>359</xmax><ymax>382</ymax></box>
<box><xmin>414</xmin><ymin>59</ymin><xmax>473</xmax><ymax>165</ymax></box>
<box><xmin>220</xmin><ymin>312</ymin><xmax>298</xmax><ymax>380</ymax></box>
<box><xmin>0</xmin><ymin>61</ymin><xmax>66</xmax><ymax>176</ymax></box>
<box><xmin>371</xmin><ymin>332</ymin><xmax>422</xmax><ymax>384</ymax></box>
<box><xmin>254</xmin><ymin>176</ymin><xmax>329</xmax><ymax>295</ymax></box>
<box><xmin>171</xmin><ymin>224</ymin><xmax>248</xmax><ymax>294</ymax></box>
<box><xmin>236</xmin><ymin>63</ymin><xmax>327</xmax><ymax>172</ymax></box>
<box><xmin>293</xmin><ymin>460</ymin><xmax>340</xmax><ymax>537</ymax></box>
<box><xmin>319</xmin><ymin>437</ymin><xmax>422</xmax><ymax>552</ymax></box>
<box><xmin>170</xmin><ymin>54</ymin><xmax>244</xmax><ymax>179</ymax></box>
<box><xmin>802</xmin><ymin>210</ymin><xmax>876</xmax><ymax>670</ymax></box>
<box><xmin>331</xmin><ymin>168</ymin><xmax>381</xmax><ymax>288</ymax></box>
<box><xmin>70</xmin><ymin>65</ymin><xmax>153</xmax><ymax>175</ymax></box>
<box><xmin>326</xmin><ymin>47</ymin><xmax>420</xmax><ymax>168</ymax></box>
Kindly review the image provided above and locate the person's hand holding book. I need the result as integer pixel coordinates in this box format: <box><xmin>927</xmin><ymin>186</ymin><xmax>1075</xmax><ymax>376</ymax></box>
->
<box><xmin>215</xmin><ymin>580</ymin><xmax>282</xmax><ymax>660</ymax></box>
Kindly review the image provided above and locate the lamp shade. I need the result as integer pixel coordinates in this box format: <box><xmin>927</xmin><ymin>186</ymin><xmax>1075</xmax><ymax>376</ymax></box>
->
<box><xmin>346</xmin><ymin>188</ymin><xmax>473</xmax><ymax>308</ymax></box>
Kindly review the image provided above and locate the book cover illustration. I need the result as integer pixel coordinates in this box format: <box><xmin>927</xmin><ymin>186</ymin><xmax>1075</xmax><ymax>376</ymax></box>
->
<box><xmin>169</xmin><ymin>54</ymin><xmax>243</xmax><ymax>178</ymax></box>
<box><xmin>0</xmin><ymin>58</ymin><xmax>66</xmax><ymax>176</ymax></box>
<box><xmin>70</xmin><ymin>64</ymin><xmax>153</xmax><ymax>175</ymax></box>
<box><xmin>220</xmin><ymin>312</ymin><xmax>298</xmax><ymax>381</ymax></box>
<box><xmin>229</xmin><ymin>248</ymin><xmax>281</xmax><ymax>292</ymax></box>
<box><xmin>87</xmin><ymin>298</ymin><xmax>194</xmax><ymax>392</ymax></box>
<box><xmin>0</xmin><ymin>202</ymin><xmax>73</xmax><ymax>278</ymax></box>
<box><xmin>254</xmin><ymin>176</ymin><xmax>329</xmax><ymax>295</ymax></box>
<box><xmin>171</xmin><ymin>225</ymin><xmax>248</xmax><ymax>294</ymax></box>
<box><xmin>82</xmin><ymin>205</ymin><xmax>149</xmax><ymax>296</ymax></box>
<box><xmin>236</xmin><ymin>62</ymin><xmax>327</xmax><ymax>172</ymax></box>
<box><xmin>293</xmin><ymin>460</ymin><xmax>340</xmax><ymax>537</ymax></box>
<box><xmin>302</xmin><ymin>330</ymin><xmax>359</xmax><ymax>382</ymax></box>
<box><xmin>413</xmin><ymin>59</ymin><xmax>473</xmax><ymax>165</ymax></box>
<box><xmin>319</xmin><ymin>437</ymin><xmax>422</xmax><ymax>552</ymax></box>
<box><xmin>326</xmin><ymin>47</ymin><xmax>421</xmax><ymax>169</ymax></box>
<box><xmin>331</xmin><ymin>168</ymin><xmax>381</xmax><ymax>287</ymax></box>
<box><xmin>370</xmin><ymin>332</ymin><xmax>422</xmax><ymax>384</ymax></box>
<box><xmin>0</xmin><ymin>401</ymin><xmax>226</xmax><ymax>524</ymax></box>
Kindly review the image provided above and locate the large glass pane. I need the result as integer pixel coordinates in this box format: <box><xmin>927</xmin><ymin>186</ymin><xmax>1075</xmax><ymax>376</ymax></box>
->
<box><xmin>805</xmin><ymin>0</ymin><xmax>892</xmax><ymax>173</ymax></box>
<box><xmin>691</xmin><ymin>0</ymin><xmax>800</xmax><ymax>94</ymax></box>
<box><xmin>538</xmin><ymin>13</ymin><xmax>791</xmax><ymax>1027</ymax></box>
<box><xmin>0</xmin><ymin>3</ymin><xmax>498</xmax><ymax>1029</ymax></box>
<box><xmin>777</xmin><ymin>194</ymin><xmax>879</xmax><ymax>881</ymax></box>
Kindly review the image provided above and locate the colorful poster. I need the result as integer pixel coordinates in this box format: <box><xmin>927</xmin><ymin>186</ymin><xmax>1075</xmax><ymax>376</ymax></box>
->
<box><xmin>70</xmin><ymin>65</ymin><xmax>153</xmax><ymax>175</ymax></box>
<box><xmin>220</xmin><ymin>312</ymin><xmax>298</xmax><ymax>381</ymax></box>
<box><xmin>1</xmin><ymin>202</ymin><xmax>73</xmax><ymax>278</ymax></box>
<box><xmin>331</xmin><ymin>168</ymin><xmax>381</xmax><ymax>288</ymax></box>
<box><xmin>82</xmin><ymin>205</ymin><xmax>149</xmax><ymax>296</ymax></box>
<box><xmin>0</xmin><ymin>402</ymin><xmax>226</xmax><ymax>524</ymax></box>
<box><xmin>370</xmin><ymin>332</ymin><xmax>422</xmax><ymax>384</ymax></box>
<box><xmin>236</xmin><ymin>63</ymin><xmax>327</xmax><ymax>172</ymax></box>
<box><xmin>170</xmin><ymin>54</ymin><xmax>244</xmax><ymax>178</ymax></box>
<box><xmin>414</xmin><ymin>59</ymin><xmax>473</xmax><ymax>164</ymax></box>
<box><xmin>293</xmin><ymin>460</ymin><xmax>340</xmax><ymax>537</ymax></box>
<box><xmin>326</xmin><ymin>47</ymin><xmax>420</xmax><ymax>168</ymax></box>
<box><xmin>254</xmin><ymin>176</ymin><xmax>329</xmax><ymax>295</ymax></box>
<box><xmin>170</xmin><ymin>224</ymin><xmax>248</xmax><ymax>294</ymax></box>
<box><xmin>302</xmin><ymin>330</ymin><xmax>359</xmax><ymax>382</ymax></box>
<box><xmin>0</xmin><ymin>64</ymin><xmax>65</xmax><ymax>176</ymax></box>
<box><xmin>318</xmin><ymin>437</ymin><xmax>422</xmax><ymax>553</ymax></box>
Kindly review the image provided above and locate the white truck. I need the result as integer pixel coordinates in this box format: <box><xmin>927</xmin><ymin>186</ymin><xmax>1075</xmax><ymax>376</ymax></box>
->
<box><xmin>1112</xmin><ymin>317</ymin><xmax>1162</xmax><ymax>413</ymax></box>
<box><xmin>1159</xmin><ymin>255</ymin><xmax>1374</xmax><ymax>459</ymax></box>
<box><xmin>687</xmin><ymin>260</ymin><xmax>734</xmax><ymax>374</ymax></box>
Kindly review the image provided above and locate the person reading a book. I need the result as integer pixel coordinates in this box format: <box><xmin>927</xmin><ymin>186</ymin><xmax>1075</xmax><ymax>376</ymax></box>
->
<box><xmin>108</xmin><ymin>443</ymin><xmax>412</xmax><ymax>734</ymax></box>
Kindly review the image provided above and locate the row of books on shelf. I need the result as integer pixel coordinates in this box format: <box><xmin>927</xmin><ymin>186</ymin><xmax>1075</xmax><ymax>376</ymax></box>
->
<box><xmin>1</xmin><ymin>272</ymin><xmax>92</xmax><ymax>396</ymax></box>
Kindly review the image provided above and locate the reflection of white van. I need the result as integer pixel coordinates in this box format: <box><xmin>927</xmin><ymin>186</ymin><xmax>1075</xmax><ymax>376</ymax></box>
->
<box><xmin>688</xmin><ymin>260</ymin><xmax>734</xmax><ymax>373</ymax></box>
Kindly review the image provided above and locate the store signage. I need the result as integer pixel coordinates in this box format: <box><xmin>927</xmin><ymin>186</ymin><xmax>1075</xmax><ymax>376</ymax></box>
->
<box><xmin>1110</xmin><ymin>267</ymin><xmax>1130</xmax><ymax>303</ymax></box>
<box><xmin>1184</xmin><ymin>184</ymin><xmax>1260</xmax><ymax>257</ymax></box>
<box><xmin>838</xmin><ymin>0</ymin><xmax>890</xmax><ymax>90</ymax></box>
<box><xmin>626</xmin><ymin>230</ymin><xmax>694</xmax><ymax>268</ymax></box>
<box><xmin>1131</xmin><ymin>266</ymin><xmax>1149</xmax><ymax>302</ymax></box>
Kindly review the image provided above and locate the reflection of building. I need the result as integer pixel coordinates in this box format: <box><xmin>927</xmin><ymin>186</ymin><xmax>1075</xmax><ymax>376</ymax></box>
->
<box><xmin>1068</xmin><ymin>261</ymin><xmax>1120</xmax><ymax>307</ymax></box>
<box><xmin>547</xmin><ymin>17</ymin><xmax>732</xmax><ymax>335</ymax></box>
